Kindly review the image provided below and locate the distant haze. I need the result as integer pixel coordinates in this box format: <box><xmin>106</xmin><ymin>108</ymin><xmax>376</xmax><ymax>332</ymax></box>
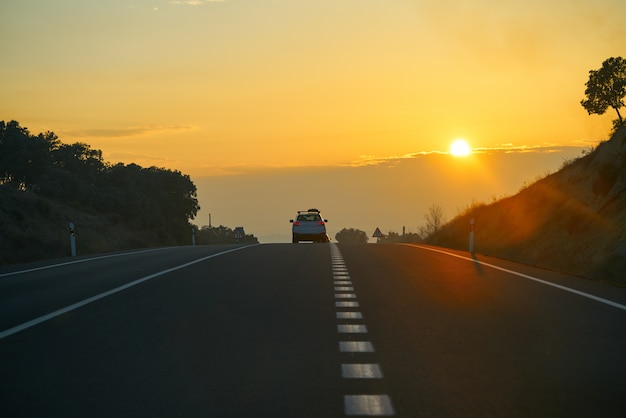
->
<box><xmin>193</xmin><ymin>147</ymin><xmax>587</xmax><ymax>242</ymax></box>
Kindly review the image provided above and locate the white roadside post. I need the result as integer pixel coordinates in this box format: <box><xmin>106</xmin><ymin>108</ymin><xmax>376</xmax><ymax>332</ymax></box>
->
<box><xmin>469</xmin><ymin>218</ymin><xmax>475</xmax><ymax>254</ymax></box>
<box><xmin>191</xmin><ymin>226</ymin><xmax>196</xmax><ymax>246</ymax></box>
<box><xmin>69</xmin><ymin>222</ymin><xmax>76</xmax><ymax>257</ymax></box>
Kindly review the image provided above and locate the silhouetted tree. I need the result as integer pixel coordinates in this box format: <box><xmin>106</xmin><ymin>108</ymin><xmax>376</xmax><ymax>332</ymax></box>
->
<box><xmin>335</xmin><ymin>228</ymin><xmax>368</xmax><ymax>243</ymax></box>
<box><xmin>53</xmin><ymin>142</ymin><xmax>104</xmax><ymax>180</ymax></box>
<box><xmin>102</xmin><ymin>163</ymin><xmax>200</xmax><ymax>243</ymax></box>
<box><xmin>196</xmin><ymin>225</ymin><xmax>259</xmax><ymax>244</ymax></box>
<box><xmin>1</xmin><ymin>120</ymin><xmax>202</xmax><ymax>246</ymax></box>
<box><xmin>378</xmin><ymin>230</ymin><xmax>422</xmax><ymax>243</ymax></box>
<box><xmin>0</xmin><ymin>121</ymin><xmax>59</xmax><ymax>189</ymax></box>
<box><xmin>581</xmin><ymin>57</ymin><xmax>626</xmax><ymax>131</ymax></box>
<box><xmin>420</xmin><ymin>204</ymin><xmax>447</xmax><ymax>239</ymax></box>
<box><xmin>378</xmin><ymin>231</ymin><xmax>400</xmax><ymax>243</ymax></box>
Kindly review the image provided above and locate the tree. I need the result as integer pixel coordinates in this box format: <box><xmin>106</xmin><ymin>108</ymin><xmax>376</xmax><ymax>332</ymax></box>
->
<box><xmin>196</xmin><ymin>225</ymin><xmax>259</xmax><ymax>244</ymax></box>
<box><xmin>53</xmin><ymin>142</ymin><xmax>104</xmax><ymax>176</ymax></box>
<box><xmin>581</xmin><ymin>57</ymin><xmax>626</xmax><ymax>130</ymax></box>
<box><xmin>0</xmin><ymin>121</ymin><xmax>59</xmax><ymax>189</ymax></box>
<box><xmin>335</xmin><ymin>228</ymin><xmax>369</xmax><ymax>243</ymax></box>
<box><xmin>419</xmin><ymin>204</ymin><xmax>446</xmax><ymax>239</ymax></box>
<box><xmin>378</xmin><ymin>231</ymin><xmax>401</xmax><ymax>244</ymax></box>
<box><xmin>378</xmin><ymin>230</ymin><xmax>422</xmax><ymax>243</ymax></box>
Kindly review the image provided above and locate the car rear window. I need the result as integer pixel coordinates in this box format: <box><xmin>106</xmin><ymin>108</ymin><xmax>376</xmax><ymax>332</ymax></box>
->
<box><xmin>297</xmin><ymin>214</ymin><xmax>321</xmax><ymax>222</ymax></box>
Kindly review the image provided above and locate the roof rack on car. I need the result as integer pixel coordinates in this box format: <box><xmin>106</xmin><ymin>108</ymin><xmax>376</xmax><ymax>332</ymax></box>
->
<box><xmin>297</xmin><ymin>208</ymin><xmax>320</xmax><ymax>214</ymax></box>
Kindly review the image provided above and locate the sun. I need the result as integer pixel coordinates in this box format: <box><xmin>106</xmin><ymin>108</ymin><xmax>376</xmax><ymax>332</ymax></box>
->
<box><xmin>450</xmin><ymin>139</ymin><xmax>471</xmax><ymax>157</ymax></box>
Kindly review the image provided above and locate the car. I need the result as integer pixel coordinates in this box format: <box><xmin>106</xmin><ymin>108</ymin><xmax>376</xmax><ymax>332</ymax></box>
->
<box><xmin>289</xmin><ymin>208</ymin><xmax>330</xmax><ymax>243</ymax></box>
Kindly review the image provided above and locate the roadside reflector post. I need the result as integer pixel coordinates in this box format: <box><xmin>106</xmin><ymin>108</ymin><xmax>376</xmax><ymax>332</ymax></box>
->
<box><xmin>191</xmin><ymin>226</ymin><xmax>196</xmax><ymax>246</ymax></box>
<box><xmin>469</xmin><ymin>218</ymin><xmax>475</xmax><ymax>254</ymax></box>
<box><xmin>69</xmin><ymin>222</ymin><xmax>76</xmax><ymax>257</ymax></box>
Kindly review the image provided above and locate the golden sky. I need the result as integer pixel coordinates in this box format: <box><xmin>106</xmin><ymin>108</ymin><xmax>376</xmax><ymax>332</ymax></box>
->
<box><xmin>2</xmin><ymin>1</ymin><xmax>624</xmax><ymax>241</ymax></box>
<box><xmin>2</xmin><ymin>0</ymin><xmax>623</xmax><ymax>175</ymax></box>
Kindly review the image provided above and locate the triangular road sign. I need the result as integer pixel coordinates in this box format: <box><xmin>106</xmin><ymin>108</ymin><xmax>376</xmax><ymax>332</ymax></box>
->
<box><xmin>372</xmin><ymin>227</ymin><xmax>383</xmax><ymax>238</ymax></box>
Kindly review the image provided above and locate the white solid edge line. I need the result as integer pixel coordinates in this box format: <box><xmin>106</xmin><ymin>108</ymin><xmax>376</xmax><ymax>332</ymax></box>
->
<box><xmin>403</xmin><ymin>244</ymin><xmax>626</xmax><ymax>312</ymax></box>
<box><xmin>0</xmin><ymin>245</ymin><xmax>258</xmax><ymax>340</ymax></box>
<box><xmin>0</xmin><ymin>247</ymin><xmax>176</xmax><ymax>278</ymax></box>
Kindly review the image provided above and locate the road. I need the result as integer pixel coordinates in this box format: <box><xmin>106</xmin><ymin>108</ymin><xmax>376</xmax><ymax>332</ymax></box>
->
<box><xmin>1</xmin><ymin>243</ymin><xmax>626</xmax><ymax>417</ymax></box>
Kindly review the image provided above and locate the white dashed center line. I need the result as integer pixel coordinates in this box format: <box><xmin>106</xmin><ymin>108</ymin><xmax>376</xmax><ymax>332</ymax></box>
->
<box><xmin>334</xmin><ymin>274</ymin><xmax>351</xmax><ymax>279</ymax></box>
<box><xmin>335</xmin><ymin>293</ymin><xmax>358</xmax><ymax>299</ymax></box>
<box><xmin>336</xmin><ymin>301</ymin><xmax>360</xmax><ymax>308</ymax></box>
<box><xmin>338</xmin><ymin>324</ymin><xmax>368</xmax><ymax>333</ymax></box>
<box><xmin>330</xmin><ymin>243</ymin><xmax>396</xmax><ymax>416</ymax></box>
<box><xmin>334</xmin><ymin>280</ymin><xmax>352</xmax><ymax>285</ymax></box>
<box><xmin>344</xmin><ymin>395</ymin><xmax>395</xmax><ymax>416</ymax></box>
<box><xmin>339</xmin><ymin>341</ymin><xmax>375</xmax><ymax>352</ymax></box>
<box><xmin>341</xmin><ymin>363</ymin><xmax>384</xmax><ymax>379</ymax></box>
<box><xmin>336</xmin><ymin>312</ymin><xmax>363</xmax><ymax>319</ymax></box>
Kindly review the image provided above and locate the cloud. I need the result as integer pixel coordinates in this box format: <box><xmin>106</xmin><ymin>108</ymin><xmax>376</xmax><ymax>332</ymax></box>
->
<box><xmin>346</xmin><ymin>152</ymin><xmax>443</xmax><ymax>168</ymax></box>
<box><xmin>472</xmin><ymin>144</ymin><xmax>587</xmax><ymax>155</ymax></box>
<box><xmin>60</xmin><ymin>125</ymin><xmax>197</xmax><ymax>139</ymax></box>
<box><xmin>345</xmin><ymin>144</ymin><xmax>588</xmax><ymax>168</ymax></box>
<box><xmin>170</xmin><ymin>0</ymin><xmax>225</xmax><ymax>5</ymax></box>
<box><xmin>187</xmin><ymin>143</ymin><xmax>589</xmax><ymax>176</ymax></box>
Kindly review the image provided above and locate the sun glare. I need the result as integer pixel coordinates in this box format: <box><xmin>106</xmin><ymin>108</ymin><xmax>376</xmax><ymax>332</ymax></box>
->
<box><xmin>450</xmin><ymin>139</ymin><xmax>471</xmax><ymax>157</ymax></box>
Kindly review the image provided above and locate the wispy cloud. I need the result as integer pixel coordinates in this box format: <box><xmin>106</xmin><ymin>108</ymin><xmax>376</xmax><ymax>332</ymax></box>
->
<box><xmin>60</xmin><ymin>125</ymin><xmax>197</xmax><ymax>139</ymax></box>
<box><xmin>182</xmin><ymin>143</ymin><xmax>592</xmax><ymax>177</ymax></box>
<box><xmin>346</xmin><ymin>152</ymin><xmax>443</xmax><ymax>168</ymax></box>
<box><xmin>345</xmin><ymin>144</ymin><xmax>588</xmax><ymax>168</ymax></box>
<box><xmin>170</xmin><ymin>0</ymin><xmax>226</xmax><ymax>5</ymax></box>
<box><xmin>472</xmin><ymin>143</ymin><xmax>586</xmax><ymax>154</ymax></box>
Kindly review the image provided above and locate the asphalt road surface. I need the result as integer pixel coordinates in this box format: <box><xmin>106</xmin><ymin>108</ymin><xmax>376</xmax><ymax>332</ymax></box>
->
<box><xmin>1</xmin><ymin>243</ymin><xmax>626</xmax><ymax>417</ymax></box>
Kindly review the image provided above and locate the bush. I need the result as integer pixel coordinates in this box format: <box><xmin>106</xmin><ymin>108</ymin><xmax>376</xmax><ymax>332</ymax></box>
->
<box><xmin>335</xmin><ymin>228</ymin><xmax>369</xmax><ymax>243</ymax></box>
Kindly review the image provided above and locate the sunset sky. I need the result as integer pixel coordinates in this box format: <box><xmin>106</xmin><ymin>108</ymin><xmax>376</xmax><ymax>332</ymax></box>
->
<box><xmin>2</xmin><ymin>0</ymin><xmax>624</xmax><ymax>242</ymax></box>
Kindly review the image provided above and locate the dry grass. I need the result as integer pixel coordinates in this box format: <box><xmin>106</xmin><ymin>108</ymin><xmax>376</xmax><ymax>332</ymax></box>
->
<box><xmin>0</xmin><ymin>187</ymin><xmax>163</xmax><ymax>265</ymax></box>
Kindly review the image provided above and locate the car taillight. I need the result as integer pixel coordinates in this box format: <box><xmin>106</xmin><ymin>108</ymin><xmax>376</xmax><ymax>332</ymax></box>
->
<box><xmin>294</xmin><ymin>221</ymin><xmax>301</xmax><ymax>226</ymax></box>
<box><xmin>318</xmin><ymin>221</ymin><xmax>325</xmax><ymax>225</ymax></box>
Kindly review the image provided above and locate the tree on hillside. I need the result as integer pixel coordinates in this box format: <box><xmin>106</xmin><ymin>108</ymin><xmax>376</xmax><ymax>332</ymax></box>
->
<box><xmin>103</xmin><ymin>163</ymin><xmax>200</xmax><ymax>242</ymax></box>
<box><xmin>1</xmin><ymin>120</ymin><xmax>202</xmax><ymax>246</ymax></box>
<box><xmin>581</xmin><ymin>56</ymin><xmax>626</xmax><ymax>132</ymax></box>
<box><xmin>0</xmin><ymin>120</ymin><xmax>59</xmax><ymax>189</ymax></box>
<box><xmin>335</xmin><ymin>228</ymin><xmax>368</xmax><ymax>243</ymax></box>
<box><xmin>419</xmin><ymin>204</ymin><xmax>447</xmax><ymax>239</ymax></box>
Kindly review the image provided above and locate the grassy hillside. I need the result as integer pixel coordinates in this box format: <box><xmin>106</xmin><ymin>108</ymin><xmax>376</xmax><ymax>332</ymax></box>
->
<box><xmin>430</xmin><ymin>126</ymin><xmax>626</xmax><ymax>286</ymax></box>
<box><xmin>0</xmin><ymin>187</ymin><xmax>172</xmax><ymax>265</ymax></box>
